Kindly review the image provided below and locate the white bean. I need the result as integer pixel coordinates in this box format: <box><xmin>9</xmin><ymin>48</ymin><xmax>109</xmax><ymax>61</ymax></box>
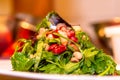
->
<box><xmin>58</xmin><ymin>30</ymin><xmax>68</xmax><ymax>45</ymax></box>
<box><xmin>47</xmin><ymin>34</ymin><xmax>53</xmax><ymax>39</ymax></box>
<box><xmin>73</xmin><ymin>51</ymin><xmax>82</xmax><ymax>60</ymax></box>
<box><xmin>72</xmin><ymin>25</ymin><xmax>81</xmax><ymax>32</ymax></box>
<box><xmin>70</xmin><ymin>57</ymin><xmax>79</xmax><ymax>62</ymax></box>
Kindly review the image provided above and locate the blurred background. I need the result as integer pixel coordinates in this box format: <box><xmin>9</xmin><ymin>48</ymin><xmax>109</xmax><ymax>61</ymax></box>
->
<box><xmin>0</xmin><ymin>0</ymin><xmax>120</xmax><ymax>63</ymax></box>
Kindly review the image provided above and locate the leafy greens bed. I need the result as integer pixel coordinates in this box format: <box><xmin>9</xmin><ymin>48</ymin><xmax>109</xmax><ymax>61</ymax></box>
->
<box><xmin>11</xmin><ymin>12</ymin><xmax>117</xmax><ymax>76</ymax></box>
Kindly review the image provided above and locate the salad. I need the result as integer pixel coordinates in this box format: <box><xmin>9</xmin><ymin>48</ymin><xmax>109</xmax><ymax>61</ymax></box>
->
<box><xmin>11</xmin><ymin>11</ymin><xmax>118</xmax><ymax>76</ymax></box>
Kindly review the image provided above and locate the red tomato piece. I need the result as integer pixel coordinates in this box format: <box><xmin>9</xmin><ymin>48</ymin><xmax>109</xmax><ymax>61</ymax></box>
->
<box><xmin>70</xmin><ymin>37</ymin><xmax>78</xmax><ymax>42</ymax></box>
<box><xmin>48</xmin><ymin>44</ymin><xmax>66</xmax><ymax>55</ymax></box>
<box><xmin>48</xmin><ymin>44</ymin><xmax>58</xmax><ymax>51</ymax></box>
<box><xmin>67</xmin><ymin>30</ymin><xmax>75</xmax><ymax>38</ymax></box>
<box><xmin>52</xmin><ymin>45</ymin><xmax>66</xmax><ymax>54</ymax></box>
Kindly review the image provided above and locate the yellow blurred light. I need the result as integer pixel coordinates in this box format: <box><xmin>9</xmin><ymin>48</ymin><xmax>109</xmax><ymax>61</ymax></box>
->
<box><xmin>19</xmin><ymin>21</ymin><xmax>36</xmax><ymax>32</ymax></box>
<box><xmin>20</xmin><ymin>21</ymin><xmax>30</xmax><ymax>28</ymax></box>
<box><xmin>113</xmin><ymin>17</ymin><xmax>120</xmax><ymax>23</ymax></box>
<box><xmin>98</xmin><ymin>28</ymin><xmax>105</xmax><ymax>37</ymax></box>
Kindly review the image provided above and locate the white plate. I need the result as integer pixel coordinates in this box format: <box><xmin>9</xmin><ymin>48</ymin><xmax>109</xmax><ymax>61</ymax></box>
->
<box><xmin>0</xmin><ymin>60</ymin><xmax>120</xmax><ymax>80</ymax></box>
